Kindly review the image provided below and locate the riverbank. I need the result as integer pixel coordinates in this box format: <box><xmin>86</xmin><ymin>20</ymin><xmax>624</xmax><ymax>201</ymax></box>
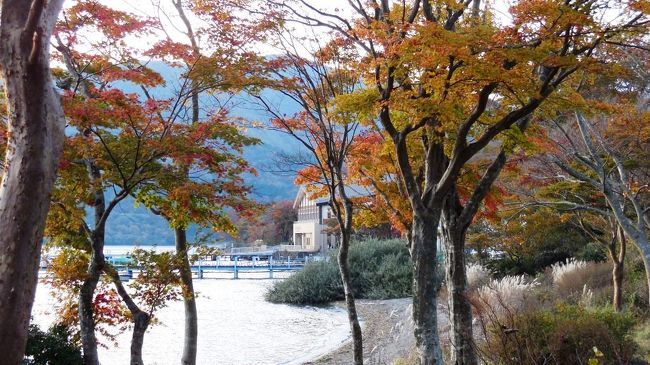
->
<box><xmin>304</xmin><ymin>298</ymin><xmax>416</xmax><ymax>365</ymax></box>
<box><xmin>305</xmin><ymin>298</ymin><xmax>454</xmax><ymax>365</ymax></box>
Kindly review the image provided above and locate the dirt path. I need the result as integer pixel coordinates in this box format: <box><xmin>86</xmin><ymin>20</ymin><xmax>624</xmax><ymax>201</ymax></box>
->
<box><xmin>305</xmin><ymin>298</ymin><xmax>452</xmax><ymax>365</ymax></box>
<box><xmin>304</xmin><ymin>298</ymin><xmax>415</xmax><ymax>365</ymax></box>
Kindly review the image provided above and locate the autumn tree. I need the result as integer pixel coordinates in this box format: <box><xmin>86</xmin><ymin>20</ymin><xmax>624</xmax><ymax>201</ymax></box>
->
<box><xmin>509</xmin><ymin>49</ymin><xmax>650</xmax><ymax>310</ymax></box>
<box><xmin>110</xmin><ymin>249</ymin><xmax>183</xmax><ymax>364</ymax></box>
<box><xmin>251</xmin><ymin>33</ymin><xmax>365</xmax><ymax>363</ymax></box>
<box><xmin>268</xmin><ymin>1</ymin><xmax>650</xmax><ymax>363</ymax></box>
<box><xmin>508</xmin><ymin>151</ymin><xmax>629</xmax><ymax>308</ymax></box>
<box><xmin>48</xmin><ymin>3</ymin><xmax>177</xmax><ymax>363</ymax></box>
<box><xmin>348</xmin><ymin>131</ymin><xmax>413</xmax><ymax>238</ymax></box>
<box><xmin>0</xmin><ymin>2</ymin><xmax>66</xmax><ymax>363</ymax></box>
<box><xmin>235</xmin><ymin>200</ymin><xmax>296</xmax><ymax>244</ymax></box>
<box><xmin>44</xmin><ymin>246</ymin><xmax>184</xmax><ymax>365</ymax></box>
<box><xmin>138</xmin><ymin>1</ymin><xmax>267</xmax><ymax>363</ymax></box>
<box><xmin>543</xmin><ymin>109</ymin><xmax>650</xmax><ymax>305</ymax></box>
<box><xmin>133</xmin><ymin>110</ymin><xmax>258</xmax><ymax>365</ymax></box>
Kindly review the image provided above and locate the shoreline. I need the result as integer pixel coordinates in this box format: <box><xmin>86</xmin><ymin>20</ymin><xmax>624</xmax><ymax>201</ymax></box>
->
<box><xmin>303</xmin><ymin>298</ymin><xmax>416</xmax><ymax>365</ymax></box>
<box><xmin>32</xmin><ymin>279</ymin><xmax>351</xmax><ymax>364</ymax></box>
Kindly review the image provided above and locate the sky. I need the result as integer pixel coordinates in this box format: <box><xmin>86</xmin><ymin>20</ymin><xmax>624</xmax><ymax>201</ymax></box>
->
<box><xmin>88</xmin><ymin>0</ymin><xmax>515</xmax><ymax>58</ymax></box>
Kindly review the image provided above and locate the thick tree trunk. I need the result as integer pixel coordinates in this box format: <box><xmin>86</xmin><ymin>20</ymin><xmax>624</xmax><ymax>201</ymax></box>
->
<box><xmin>175</xmin><ymin>228</ymin><xmax>198</xmax><ymax>365</ymax></box>
<box><xmin>442</xmin><ymin>228</ymin><xmax>476</xmax><ymax>365</ymax></box>
<box><xmin>0</xmin><ymin>2</ymin><xmax>65</xmax><ymax>363</ymax></box>
<box><xmin>442</xmin><ymin>189</ymin><xmax>477</xmax><ymax>365</ymax></box>
<box><xmin>441</xmin><ymin>231</ymin><xmax>471</xmax><ymax>361</ymax></box>
<box><xmin>411</xmin><ymin>212</ymin><xmax>444</xmax><ymax>365</ymax></box>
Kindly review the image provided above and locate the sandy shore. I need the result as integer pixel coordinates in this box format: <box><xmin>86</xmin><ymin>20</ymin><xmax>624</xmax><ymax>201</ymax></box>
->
<box><xmin>304</xmin><ymin>298</ymin><xmax>417</xmax><ymax>365</ymax></box>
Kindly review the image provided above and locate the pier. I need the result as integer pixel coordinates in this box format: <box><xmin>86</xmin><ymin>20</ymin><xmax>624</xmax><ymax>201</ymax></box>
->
<box><xmin>40</xmin><ymin>245</ymin><xmax>318</xmax><ymax>280</ymax></box>
<box><xmin>106</xmin><ymin>246</ymin><xmax>312</xmax><ymax>280</ymax></box>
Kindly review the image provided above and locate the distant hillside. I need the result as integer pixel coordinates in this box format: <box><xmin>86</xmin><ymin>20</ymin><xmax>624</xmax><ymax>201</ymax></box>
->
<box><xmin>102</xmin><ymin>62</ymin><xmax>300</xmax><ymax>245</ymax></box>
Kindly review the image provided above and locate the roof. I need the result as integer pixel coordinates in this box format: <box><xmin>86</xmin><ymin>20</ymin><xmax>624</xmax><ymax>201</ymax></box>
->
<box><xmin>292</xmin><ymin>184</ymin><xmax>372</xmax><ymax>209</ymax></box>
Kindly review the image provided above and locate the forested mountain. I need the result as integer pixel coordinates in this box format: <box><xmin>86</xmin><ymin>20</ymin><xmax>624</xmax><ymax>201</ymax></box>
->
<box><xmin>102</xmin><ymin>62</ymin><xmax>299</xmax><ymax>245</ymax></box>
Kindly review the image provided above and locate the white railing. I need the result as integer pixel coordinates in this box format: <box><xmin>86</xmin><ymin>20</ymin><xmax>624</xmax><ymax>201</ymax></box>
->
<box><xmin>226</xmin><ymin>245</ymin><xmax>271</xmax><ymax>254</ymax></box>
<box><xmin>277</xmin><ymin>244</ymin><xmax>318</xmax><ymax>252</ymax></box>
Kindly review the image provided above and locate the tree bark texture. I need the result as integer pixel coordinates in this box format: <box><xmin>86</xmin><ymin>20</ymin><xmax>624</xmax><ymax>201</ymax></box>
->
<box><xmin>0</xmin><ymin>1</ymin><xmax>65</xmax><ymax>364</ymax></box>
<box><xmin>130</xmin><ymin>311</ymin><xmax>151</xmax><ymax>365</ymax></box>
<box><xmin>442</xmin><ymin>188</ymin><xmax>477</xmax><ymax>365</ymax></box>
<box><xmin>337</xmin><ymin>229</ymin><xmax>364</xmax><ymax>365</ymax></box>
<box><xmin>175</xmin><ymin>228</ymin><xmax>198</xmax><ymax>365</ymax></box>
<box><xmin>608</xmin><ymin>225</ymin><xmax>626</xmax><ymax>312</ymax></box>
<box><xmin>442</xmin><ymin>229</ymin><xmax>477</xmax><ymax>365</ymax></box>
<box><xmin>78</xmin><ymin>163</ymin><xmax>109</xmax><ymax>365</ymax></box>
<box><xmin>411</xmin><ymin>212</ymin><xmax>444</xmax><ymax>365</ymax></box>
<box><xmin>79</xmin><ymin>233</ymin><xmax>104</xmax><ymax>365</ymax></box>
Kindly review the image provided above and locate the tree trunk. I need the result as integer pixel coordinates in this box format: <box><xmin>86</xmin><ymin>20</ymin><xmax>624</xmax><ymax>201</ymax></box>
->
<box><xmin>0</xmin><ymin>2</ymin><xmax>65</xmax><ymax>363</ymax></box>
<box><xmin>607</xmin><ymin>226</ymin><xmax>626</xmax><ymax>312</ymax></box>
<box><xmin>79</xmin><ymin>243</ymin><xmax>104</xmax><ymax>365</ymax></box>
<box><xmin>79</xmin><ymin>164</ymin><xmax>110</xmax><ymax>365</ymax></box>
<box><xmin>168</xmin><ymin>4</ymin><xmax>200</xmax><ymax>360</ymax></box>
<box><xmin>606</xmin><ymin>200</ymin><xmax>650</xmax><ymax>307</ymax></box>
<box><xmin>332</xmin><ymin>181</ymin><xmax>364</xmax><ymax>365</ymax></box>
<box><xmin>637</xmin><ymin>242</ymin><xmax>650</xmax><ymax>308</ymax></box>
<box><xmin>442</xmin><ymin>190</ymin><xmax>477</xmax><ymax>365</ymax></box>
<box><xmin>175</xmin><ymin>228</ymin><xmax>198</xmax><ymax>365</ymax></box>
<box><xmin>130</xmin><ymin>311</ymin><xmax>151</xmax><ymax>365</ymax></box>
<box><xmin>442</xmin><ymin>229</ymin><xmax>476</xmax><ymax>365</ymax></box>
<box><xmin>108</xmin><ymin>268</ymin><xmax>151</xmax><ymax>365</ymax></box>
<box><xmin>411</xmin><ymin>212</ymin><xmax>444</xmax><ymax>365</ymax></box>
<box><xmin>337</xmin><ymin>219</ymin><xmax>363</xmax><ymax>365</ymax></box>
<box><xmin>612</xmin><ymin>260</ymin><xmax>624</xmax><ymax>311</ymax></box>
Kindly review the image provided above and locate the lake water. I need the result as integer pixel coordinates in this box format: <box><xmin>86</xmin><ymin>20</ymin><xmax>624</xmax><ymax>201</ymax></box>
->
<box><xmin>31</xmin><ymin>278</ymin><xmax>350</xmax><ymax>364</ymax></box>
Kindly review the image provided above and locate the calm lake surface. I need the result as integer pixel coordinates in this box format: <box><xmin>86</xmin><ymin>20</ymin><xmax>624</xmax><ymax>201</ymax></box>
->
<box><xmin>31</xmin><ymin>278</ymin><xmax>350</xmax><ymax>364</ymax></box>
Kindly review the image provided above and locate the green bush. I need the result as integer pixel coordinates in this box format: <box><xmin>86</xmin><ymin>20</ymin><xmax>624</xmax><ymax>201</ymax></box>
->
<box><xmin>577</xmin><ymin>241</ymin><xmax>607</xmax><ymax>262</ymax></box>
<box><xmin>477</xmin><ymin>305</ymin><xmax>638</xmax><ymax>365</ymax></box>
<box><xmin>265</xmin><ymin>261</ymin><xmax>343</xmax><ymax>304</ymax></box>
<box><xmin>24</xmin><ymin>323</ymin><xmax>83</xmax><ymax>365</ymax></box>
<box><xmin>266</xmin><ymin>238</ymin><xmax>412</xmax><ymax>304</ymax></box>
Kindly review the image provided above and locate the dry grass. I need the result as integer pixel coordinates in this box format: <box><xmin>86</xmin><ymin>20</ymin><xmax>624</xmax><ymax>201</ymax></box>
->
<box><xmin>547</xmin><ymin>259</ymin><xmax>611</xmax><ymax>303</ymax></box>
<box><xmin>473</xmin><ymin>275</ymin><xmax>540</xmax><ymax>316</ymax></box>
<box><xmin>466</xmin><ymin>263</ymin><xmax>491</xmax><ymax>291</ymax></box>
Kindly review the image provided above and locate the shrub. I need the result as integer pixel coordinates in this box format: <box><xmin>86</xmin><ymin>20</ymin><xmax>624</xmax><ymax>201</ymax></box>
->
<box><xmin>473</xmin><ymin>275</ymin><xmax>540</xmax><ymax>316</ymax></box>
<box><xmin>548</xmin><ymin>258</ymin><xmax>611</xmax><ymax>304</ymax></box>
<box><xmin>577</xmin><ymin>241</ymin><xmax>607</xmax><ymax>262</ymax></box>
<box><xmin>625</xmin><ymin>254</ymin><xmax>649</xmax><ymax>311</ymax></box>
<box><xmin>476</xmin><ymin>305</ymin><xmax>638</xmax><ymax>365</ymax></box>
<box><xmin>632</xmin><ymin>320</ymin><xmax>650</xmax><ymax>360</ymax></box>
<box><xmin>265</xmin><ymin>261</ymin><xmax>343</xmax><ymax>304</ymax></box>
<box><xmin>348</xmin><ymin>238</ymin><xmax>412</xmax><ymax>300</ymax></box>
<box><xmin>475</xmin><ymin>218</ymin><xmax>592</xmax><ymax>277</ymax></box>
<box><xmin>266</xmin><ymin>238</ymin><xmax>412</xmax><ymax>304</ymax></box>
<box><xmin>24</xmin><ymin>323</ymin><xmax>83</xmax><ymax>365</ymax></box>
<box><xmin>466</xmin><ymin>263</ymin><xmax>491</xmax><ymax>291</ymax></box>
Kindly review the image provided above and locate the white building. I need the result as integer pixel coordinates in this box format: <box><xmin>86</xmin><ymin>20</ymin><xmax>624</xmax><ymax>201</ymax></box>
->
<box><xmin>289</xmin><ymin>186</ymin><xmax>336</xmax><ymax>253</ymax></box>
